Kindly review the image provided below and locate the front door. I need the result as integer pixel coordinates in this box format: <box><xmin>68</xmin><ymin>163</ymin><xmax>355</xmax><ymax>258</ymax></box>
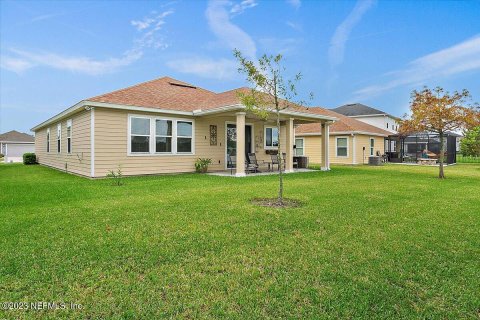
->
<box><xmin>226</xmin><ymin>124</ymin><xmax>253</xmax><ymax>168</ymax></box>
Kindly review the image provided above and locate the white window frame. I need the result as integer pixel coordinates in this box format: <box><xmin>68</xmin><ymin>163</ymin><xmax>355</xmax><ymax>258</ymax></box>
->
<box><xmin>370</xmin><ymin>138</ymin><xmax>375</xmax><ymax>156</ymax></box>
<box><xmin>46</xmin><ymin>128</ymin><xmax>50</xmax><ymax>153</ymax></box>
<box><xmin>176</xmin><ymin>120</ymin><xmax>194</xmax><ymax>154</ymax></box>
<box><xmin>127</xmin><ymin>114</ymin><xmax>195</xmax><ymax>156</ymax></box>
<box><xmin>295</xmin><ymin>137</ymin><xmax>304</xmax><ymax>156</ymax></box>
<box><xmin>57</xmin><ymin>123</ymin><xmax>61</xmax><ymax>153</ymax></box>
<box><xmin>154</xmin><ymin>119</ymin><xmax>173</xmax><ymax>154</ymax></box>
<box><xmin>264</xmin><ymin>125</ymin><xmax>279</xmax><ymax>150</ymax></box>
<box><xmin>66</xmin><ymin>119</ymin><xmax>72</xmax><ymax>154</ymax></box>
<box><xmin>335</xmin><ymin>136</ymin><xmax>349</xmax><ymax>157</ymax></box>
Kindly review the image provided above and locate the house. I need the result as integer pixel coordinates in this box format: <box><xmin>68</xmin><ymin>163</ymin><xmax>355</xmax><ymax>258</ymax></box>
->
<box><xmin>295</xmin><ymin>109</ymin><xmax>391</xmax><ymax>165</ymax></box>
<box><xmin>31</xmin><ymin>77</ymin><xmax>338</xmax><ymax>178</ymax></box>
<box><xmin>331</xmin><ymin>103</ymin><xmax>400</xmax><ymax>133</ymax></box>
<box><xmin>0</xmin><ymin>130</ymin><xmax>35</xmax><ymax>163</ymax></box>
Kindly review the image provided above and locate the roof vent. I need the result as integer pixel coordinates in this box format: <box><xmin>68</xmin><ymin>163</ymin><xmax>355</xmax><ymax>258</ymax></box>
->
<box><xmin>168</xmin><ymin>82</ymin><xmax>197</xmax><ymax>89</ymax></box>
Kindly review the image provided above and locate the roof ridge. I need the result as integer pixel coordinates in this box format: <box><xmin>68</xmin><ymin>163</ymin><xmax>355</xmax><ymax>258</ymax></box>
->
<box><xmin>87</xmin><ymin>76</ymin><xmax>215</xmax><ymax>101</ymax></box>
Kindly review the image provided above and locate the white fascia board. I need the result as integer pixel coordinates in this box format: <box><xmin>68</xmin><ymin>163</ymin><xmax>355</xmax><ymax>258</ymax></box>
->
<box><xmin>31</xmin><ymin>100</ymin><xmax>195</xmax><ymax>131</ymax></box>
<box><xmin>193</xmin><ymin>104</ymin><xmax>245</xmax><ymax>116</ymax></box>
<box><xmin>0</xmin><ymin>141</ymin><xmax>35</xmax><ymax>144</ymax></box>
<box><xmin>279</xmin><ymin>109</ymin><xmax>338</xmax><ymax>121</ymax></box>
<box><xmin>296</xmin><ymin>131</ymin><xmax>388</xmax><ymax>137</ymax></box>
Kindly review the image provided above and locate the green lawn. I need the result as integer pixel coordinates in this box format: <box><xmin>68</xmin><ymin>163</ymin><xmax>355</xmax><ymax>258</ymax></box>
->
<box><xmin>1</xmin><ymin>164</ymin><xmax>479</xmax><ymax>319</ymax></box>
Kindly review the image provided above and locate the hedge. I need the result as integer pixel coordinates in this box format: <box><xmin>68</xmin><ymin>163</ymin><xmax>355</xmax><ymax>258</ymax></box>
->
<box><xmin>23</xmin><ymin>153</ymin><xmax>37</xmax><ymax>165</ymax></box>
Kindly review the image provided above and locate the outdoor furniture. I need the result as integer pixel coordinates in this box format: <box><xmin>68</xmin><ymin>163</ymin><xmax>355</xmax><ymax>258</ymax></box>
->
<box><xmin>247</xmin><ymin>153</ymin><xmax>262</xmax><ymax>173</ymax></box>
<box><xmin>227</xmin><ymin>154</ymin><xmax>236</xmax><ymax>175</ymax></box>
<box><xmin>418</xmin><ymin>158</ymin><xmax>437</xmax><ymax>165</ymax></box>
<box><xmin>270</xmin><ymin>154</ymin><xmax>281</xmax><ymax>171</ymax></box>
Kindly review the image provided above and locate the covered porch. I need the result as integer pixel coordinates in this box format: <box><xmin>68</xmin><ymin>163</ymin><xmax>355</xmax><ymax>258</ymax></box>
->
<box><xmin>196</xmin><ymin>108</ymin><xmax>336</xmax><ymax>177</ymax></box>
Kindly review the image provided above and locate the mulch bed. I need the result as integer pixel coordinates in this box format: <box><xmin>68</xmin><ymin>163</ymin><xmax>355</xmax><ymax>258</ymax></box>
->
<box><xmin>251</xmin><ymin>198</ymin><xmax>302</xmax><ymax>208</ymax></box>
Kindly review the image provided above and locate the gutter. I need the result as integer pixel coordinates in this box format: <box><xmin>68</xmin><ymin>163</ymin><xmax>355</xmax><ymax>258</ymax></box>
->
<box><xmin>32</xmin><ymin>101</ymin><xmax>338</xmax><ymax>131</ymax></box>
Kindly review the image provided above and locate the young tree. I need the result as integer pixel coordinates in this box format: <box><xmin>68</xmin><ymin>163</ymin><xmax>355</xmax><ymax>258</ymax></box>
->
<box><xmin>400</xmin><ymin>87</ymin><xmax>479</xmax><ymax>178</ymax></box>
<box><xmin>233</xmin><ymin>50</ymin><xmax>311</xmax><ymax>205</ymax></box>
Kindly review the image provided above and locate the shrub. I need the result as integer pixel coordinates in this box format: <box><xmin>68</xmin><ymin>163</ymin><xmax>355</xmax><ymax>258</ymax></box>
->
<box><xmin>195</xmin><ymin>158</ymin><xmax>212</xmax><ymax>173</ymax></box>
<box><xmin>23</xmin><ymin>153</ymin><xmax>37</xmax><ymax>165</ymax></box>
<box><xmin>460</xmin><ymin>126</ymin><xmax>480</xmax><ymax>157</ymax></box>
<box><xmin>106</xmin><ymin>165</ymin><xmax>123</xmax><ymax>186</ymax></box>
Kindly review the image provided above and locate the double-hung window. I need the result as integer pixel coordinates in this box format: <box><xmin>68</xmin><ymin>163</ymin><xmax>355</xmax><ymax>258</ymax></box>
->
<box><xmin>129</xmin><ymin>116</ymin><xmax>194</xmax><ymax>155</ymax></box>
<box><xmin>46</xmin><ymin>128</ymin><xmax>50</xmax><ymax>153</ymax></box>
<box><xmin>265</xmin><ymin>126</ymin><xmax>279</xmax><ymax>149</ymax></box>
<box><xmin>155</xmin><ymin>119</ymin><xmax>172</xmax><ymax>153</ymax></box>
<box><xmin>57</xmin><ymin>123</ymin><xmax>61</xmax><ymax>153</ymax></box>
<box><xmin>295</xmin><ymin>138</ymin><xmax>304</xmax><ymax>156</ymax></box>
<box><xmin>336</xmin><ymin>137</ymin><xmax>348</xmax><ymax>157</ymax></box>
<box><xmin>130</xmin><ymin>117</ymin><xmax>151</xmax><ymax>153</ymax></box>
<box><xmin>66</xmin><ymin>119</ymin><xmax>72</xmax><ymax>153</ymax></box>
<box><xmin>177</xmin><ymin>121</ymin><xmax>193</xmax><ymax>153</ymax></box>
<box><xmin>370</xmin><ymin>138</ymin><xmax>375</xmax><ymax>156</ymax></box>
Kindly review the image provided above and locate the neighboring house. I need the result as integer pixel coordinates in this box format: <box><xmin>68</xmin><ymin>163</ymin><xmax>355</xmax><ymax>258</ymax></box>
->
<box><xmin>331</xmin><ymin>103</ymin><xmax>400</xmax><ymax>134</ymax></box>
<box><xmin>295</xmin><ymin>109</ymin><xmax>391</xmax><ymax>165</ymax></box>
<box><xmin>31</xmin><ymin>77</ymin><xmax>338</xmax><ymax>178</ymax></box>
<box><xmin>0</xmin><ymin>130</ymin><xmax>35</xmax><ymax>163</ymax></box>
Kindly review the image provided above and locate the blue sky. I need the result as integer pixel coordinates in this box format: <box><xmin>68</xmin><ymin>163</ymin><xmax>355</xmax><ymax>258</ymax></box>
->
<box><xmin>1</xmin><ymin>0</ymin><xmax>479</xmax><ymax>133</ymax></box>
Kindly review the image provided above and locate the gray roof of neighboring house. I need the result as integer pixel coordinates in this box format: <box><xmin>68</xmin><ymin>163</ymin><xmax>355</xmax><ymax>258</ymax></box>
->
<box><xmin>331</xmin><ymin>103</ymin><xmax>390</xmax><ymax>117</ymax></box>
<box><xmin>0</xmin><ymin>130</ymin><xmax>34</xmax><ymax>142</ymax></box>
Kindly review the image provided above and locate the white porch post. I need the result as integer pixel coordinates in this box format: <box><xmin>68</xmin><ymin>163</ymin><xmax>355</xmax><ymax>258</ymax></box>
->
<box><xmin>285</xmin><ymin>118</ymin><xmax>294</xmax><ymax>172</ymax></box>
<box><xmin>321</xmin><ymin>122</ymin><xmax>331</xmax><ymax>171</ymax></box>
<box><xmin>235</xmin><ymin>112</ymin><xmax>246</xmax><ymax>177</ymax></box>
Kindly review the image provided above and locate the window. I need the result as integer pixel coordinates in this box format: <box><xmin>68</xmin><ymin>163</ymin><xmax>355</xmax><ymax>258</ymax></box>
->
<box><xmin>155</xmin><ymin>119</ymin><xmax>172</xmax><ymax>153</ymax></box>
<box><xmin>370</xmin><ymin>138</ymin><xmax>375</xmax><ymax>156</ymax></box>
<box><xmin>57</xmin><ymin>123</ymin><xmax>61</xmax><ymax>153</ymax></box>
<box><xmin>387</xmin><ymin>123</ymin><xmax>389</xmax><ymax>129</ymax></box>
<box><xmin>46</xmin><ymin>128</ymin><xmax>50</xmax><ymax>153</ymax></box>
<box><xmin>295</xmin><ymin>138</ymin><xmax>304</xmax><ymax>156</ymax></box>
<box><xmin>177</xmin><ymin>121</ymin><xmax>193</xmax><ymax>153</ymax></box>
<box><xmin>128</xmin><ymin>115</ymin><xmax>194</xmax><ymax>155</ymax></box>
<box><xmin>265</xmin><ymin>126</ymin><xmax>279</xmax><ymax>149</ymax></box>
<box><xmin>66</xmin><ymin>119</ymin><xmax>72</xmax><ymax>153</ymax></box>
<box><xmin>130</xmin><ymin>117</ymin><xmax>151</xmax><ymax>153</ymax></box>
<box><xmin>336</xmin><ymin>137</ymin><xmax>348</xmax><ymax>157</ymax></box>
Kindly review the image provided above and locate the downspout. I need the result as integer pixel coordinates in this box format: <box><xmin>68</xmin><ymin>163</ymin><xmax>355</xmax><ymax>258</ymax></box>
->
<box><xmin>86</xmin><ymin>106</ymin><xmax>95</xmax><ymax>177</ymax></box>
<box><xmin>352</xmin><ymin>134</ymin><xmax>356</xmax><ymax>164</ymax></box>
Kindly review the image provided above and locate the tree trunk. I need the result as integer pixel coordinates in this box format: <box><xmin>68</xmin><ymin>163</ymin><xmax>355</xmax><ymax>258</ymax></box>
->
<box><xmin>439</xmin><ymin>131</ymin><xmax>445</xmax><ymax>179</ymax></box>
<box><xmin>276</xmin><ymin>111</ymin><xmax>284</xmax><ymax>204</ymax></box>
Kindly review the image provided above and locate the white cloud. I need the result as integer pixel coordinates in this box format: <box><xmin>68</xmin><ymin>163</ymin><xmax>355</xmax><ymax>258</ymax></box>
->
<box><xmin>258</xmin><ymin>38</ymin><xmax>302</xmax><ymax>56</ymax></box>
<box><xmin>1</xmin><ymin>9</ymin><xmax>174</xmax><ymax>75</ymax></box>
<box><xmin>231</xmin><ymin>0</ymin><xmax>258</xmax><ymax>16</ymax></box>
<box><xmin>353</xmin><ymin>34</ymin><xmax>480</xmax><ymax>100</ymax></box>
<box><xmin>328</xmin><ymin>0</ymin><xmax>375</xmax><ymax>68</ymax></box>
<box><xmin>0</xmin><ymin>57</ymin><xmax>35</xmax><ymax>73</ymax></box>
<box><xmin>206</xmin><ymin>0</ymin><xmax>256</xmax><ymax>59</ymax></box>
<box><xmin>166</xmin><ymin>57</ymin><xmax>238</xmax><ymax>80</ymax></box>
<box><xmin>286</xmin><ymin>0</ymin><xmax>301</xmax><ymax>9</ymax></box>
<box><xmin>286</xmin><ymin>21</ymin><xmax>302</xmax><ymax>32</ymax></box>
<box><xmin>5</xmin><ymin>48</ymin><xmax>142</xmax><ymax>75</ymax></box>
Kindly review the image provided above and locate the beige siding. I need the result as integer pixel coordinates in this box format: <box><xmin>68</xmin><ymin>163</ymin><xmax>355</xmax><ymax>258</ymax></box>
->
<box><xmin>297</xmin><ymin>133</ymin><xmax>386</xmax><ymax>165</ymax></box>
<box><xmin>93</xmin><ymin>108</ymin><xmax>290</xmax><ymax>177</ymax></box>
<box><xmin>35</xmin><ymin>110</ymin><xmax>91</xmax><ymax>176</ymax></box>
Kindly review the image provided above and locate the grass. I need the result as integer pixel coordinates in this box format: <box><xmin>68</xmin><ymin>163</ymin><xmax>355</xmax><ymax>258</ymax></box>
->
<box><xmin>457</xmin><ymin>154</ymin><xmax>480</xmax><ymax>163</ymax></box>
<box><xmin>1</xmin><ymin>163</ymin><xmax>479</xmax><ymax>319</ymax></box>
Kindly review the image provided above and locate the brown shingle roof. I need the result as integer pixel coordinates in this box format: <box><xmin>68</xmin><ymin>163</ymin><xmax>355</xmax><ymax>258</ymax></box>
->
<box><xmin>88</xmin><ymin>77</ymin><xmax>218</xmax><ymax>112</ymax></box>
<box><xmin>0</xmin><ymin>130</ymin><xmax>34</xmax><ymax>142</ymax></box>
<box><xmin>296</xmin><ymin>108</ymin><xmax>391</xmax><ymax>136</ymax></box>
<box><xmin>87</xmin><ymin>77</ymin><xmax>336</xmax><ymax>118</ymax></box>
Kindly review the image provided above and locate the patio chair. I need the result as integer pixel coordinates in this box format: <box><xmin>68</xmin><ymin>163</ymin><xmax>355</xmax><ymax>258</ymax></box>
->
<box><xmin>247</xmin><ymin>153</ymin><xmax>263</xmax><ymax>172</ymax></box>
<box><xmin>270</xmin><ymin>154</ymin><xmax>280</xmax><ymax>171</ymax></box>
<box><xmin>282</xmin><ymin>152</ymin><xmax>298</xmax><ymax>169</ymax></box>
<box><xmin>227</xmin><ymin>154</ymin><xmax>236</xmax><ymax>175</ymax></box>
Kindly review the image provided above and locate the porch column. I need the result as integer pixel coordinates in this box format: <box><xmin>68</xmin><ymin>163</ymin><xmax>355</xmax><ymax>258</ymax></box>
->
<box><xmin>236</xmin><ymin>112</ymin><xmax>246</xmax><ymax>177</ymax></box>
<box><xmin>321</xmin><ymin>122</ymin><xmax>331</xmax><ymax>171</ymax></box>
<box><xmin>285</xmin><ymin>118</ymin><xmax>294</xmax><ymax>172</ymax></box>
